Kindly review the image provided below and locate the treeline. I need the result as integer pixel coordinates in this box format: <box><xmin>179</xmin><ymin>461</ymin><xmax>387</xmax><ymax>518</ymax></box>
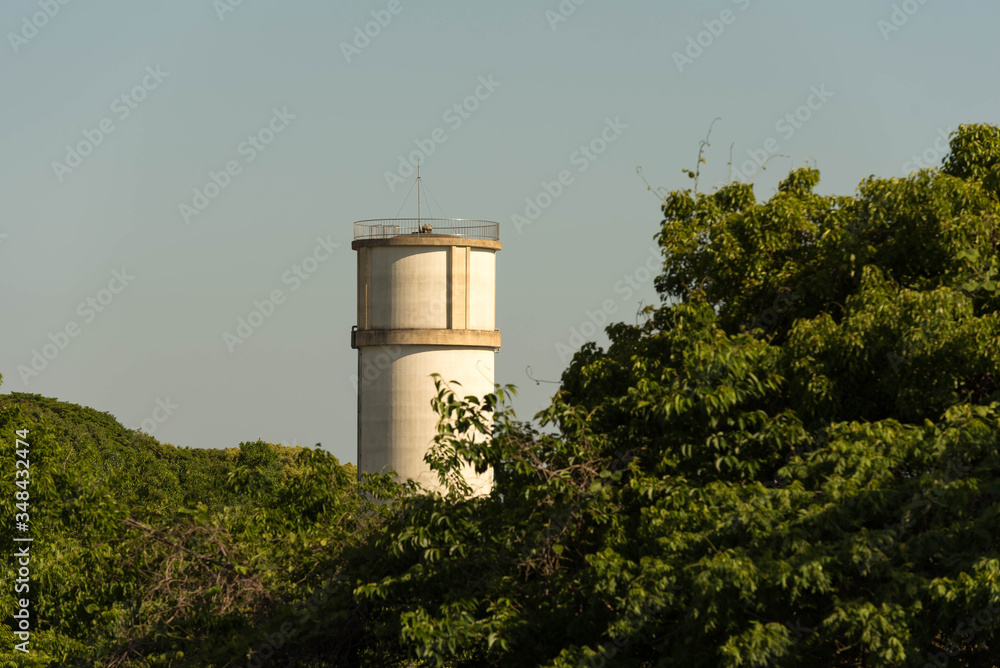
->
<box><xmin>0</xmin><ymin>393</ymin><xmax>370</xmax><ymax>667</ymax></box>
<box><xmin>3</xmin><ymin>124</ymin><xmax>1000</xmax><ymax>667</ymax></box>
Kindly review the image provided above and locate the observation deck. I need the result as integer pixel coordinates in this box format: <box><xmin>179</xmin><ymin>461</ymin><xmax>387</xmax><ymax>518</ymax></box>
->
<box><xmin>353</xmin><ymin>218</ymin><xmax>499</xmax><ymax>241</ymax></box>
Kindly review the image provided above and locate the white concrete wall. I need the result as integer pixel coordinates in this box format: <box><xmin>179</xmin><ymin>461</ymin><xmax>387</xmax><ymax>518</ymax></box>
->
<box><xmin>357</xmin><ymin>239</ymin><xmax>498</xmax><ymax>495</ymax></box>
<box><xmin>370</xmin><ymin>246</ymin><xmax>449</xmax><ymax>330</ymax></box>
<box><xmin>358</xmin><ymin>345</ymin><xmax>495</xmax><ymax>494</ymax></box>
<box><xmin>364</xmin><ymin>244</ymin><xmax>496</xmax><ymax>332</ymax></box>
<box><xmin>469</xmin><ymin>248</ymin><xmax>496</xmax><ymax>330</ymax></box>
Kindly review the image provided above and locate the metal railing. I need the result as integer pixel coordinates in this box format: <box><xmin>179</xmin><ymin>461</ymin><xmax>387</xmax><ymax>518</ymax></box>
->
<box><xmin>353</xmin><ymin>218</ymin><xmax>499</xmax><ymax>241</ymax></box>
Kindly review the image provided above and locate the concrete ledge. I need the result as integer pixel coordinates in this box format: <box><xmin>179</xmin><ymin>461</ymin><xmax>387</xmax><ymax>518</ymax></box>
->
<box><xmin>352</xmin><ymin>236</ymin><xmax>501</xmax><ymax>251</ymax></box>
<box><xmin>352</xmin><ymin>328</ymin><xmax>501</xmax><ymax>349</ymax></box>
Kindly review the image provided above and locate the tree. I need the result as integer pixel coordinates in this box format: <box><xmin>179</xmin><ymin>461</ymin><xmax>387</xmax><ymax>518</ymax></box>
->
<box><xmin>340</xmin><ymin>123</ymin><xmax>1000</xmax><ymax>667</ymax></box>
<box><xmin>3</xmin><ymin>123</ymin><xmax>999</xmax><ymax>667</ymax></box>
<box><xmin>0</xmin><ymin>377</ymin><xmax>374</xmax><ymax>667</ymax></box>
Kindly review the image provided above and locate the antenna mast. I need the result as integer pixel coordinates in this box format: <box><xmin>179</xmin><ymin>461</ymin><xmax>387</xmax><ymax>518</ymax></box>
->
<box><xmin>417</xmin><ymin>161</ymin><xmax>421</xmax><ymax>224</ymax></box>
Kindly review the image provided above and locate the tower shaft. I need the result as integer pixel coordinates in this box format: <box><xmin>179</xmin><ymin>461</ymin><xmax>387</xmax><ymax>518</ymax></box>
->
<box><xmin>352</xmin><ymin>219</ymin><xmax>500</xmax><ymax>494</ymax></box>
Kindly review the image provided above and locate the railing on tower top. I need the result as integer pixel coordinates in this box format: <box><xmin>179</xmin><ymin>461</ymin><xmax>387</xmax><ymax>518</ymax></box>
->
<box><xmin>353</xmin><ymin>219</ymin><xmax>499</xmax><ymax>241</ymax></box>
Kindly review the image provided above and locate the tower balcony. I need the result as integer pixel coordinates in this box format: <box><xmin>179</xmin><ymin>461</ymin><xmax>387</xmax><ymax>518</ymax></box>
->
<box><xmin>353</xmin><ymin>218</ymin><xmax>499</xmax><ymax>242</ymax></box>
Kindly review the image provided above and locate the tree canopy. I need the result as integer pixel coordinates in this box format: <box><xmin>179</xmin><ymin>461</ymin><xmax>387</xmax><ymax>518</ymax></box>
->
<box><xmin>341</xmin><ymin>123</ymin><xmax>1000</xmax><ymax>667</ymax></box>
<box><xmin>2</xmin><ymin>123</ymin><xmax>999</xmax><ymax>667</ymax></box>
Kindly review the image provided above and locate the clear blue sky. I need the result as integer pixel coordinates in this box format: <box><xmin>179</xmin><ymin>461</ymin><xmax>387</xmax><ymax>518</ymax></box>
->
<box><xmin>2</xmin><ymin>0</ymin><xmax>998</xmax><ymax>463</ymax></box>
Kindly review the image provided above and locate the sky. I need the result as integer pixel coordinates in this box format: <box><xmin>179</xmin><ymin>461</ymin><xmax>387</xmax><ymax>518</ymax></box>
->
<box><xmin>1</xmin><ymin>0</ymin><xmax>998</xmax><ymax>465</ymax></box>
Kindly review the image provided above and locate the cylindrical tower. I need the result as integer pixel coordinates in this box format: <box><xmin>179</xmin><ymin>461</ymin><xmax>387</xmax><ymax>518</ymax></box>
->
<box><xmin>351</xmin><ymin>219</ymin><xmax>500</xmax><ymax>494</ymax></box>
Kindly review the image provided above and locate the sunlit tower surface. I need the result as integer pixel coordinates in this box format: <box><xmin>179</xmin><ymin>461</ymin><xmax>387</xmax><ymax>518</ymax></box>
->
<box><xmin>351</xmin><ymin>204</ymin><xmax>500</xmax><ymax>494</ymax></box>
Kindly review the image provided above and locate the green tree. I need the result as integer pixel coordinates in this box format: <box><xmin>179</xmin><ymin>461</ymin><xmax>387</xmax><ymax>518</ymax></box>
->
<box><xmin>230</xmin><ymin>439</ymin><xmax>284</xmax><ymax>502</ymax></box>
<box><xmin>337</xmin><ymin>123</ymin><xmax>1000</xmax><ymax>667</ymax></box>
<box><xmin>4</xmin><ymin>124</ymin><xmax>1000</xmax><ymax>667</ymax></box>
<box><xmin>0</xmin><ymin>379</ymin><xmax>374</xmax><ymax>667</ymax></box>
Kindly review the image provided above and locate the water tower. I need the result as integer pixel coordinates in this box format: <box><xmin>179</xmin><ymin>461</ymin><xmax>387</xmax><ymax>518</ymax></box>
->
<box><xmin>351</xmin><ymin>216</ymin><xmax>500</xmax><ymax>494</ymax></box>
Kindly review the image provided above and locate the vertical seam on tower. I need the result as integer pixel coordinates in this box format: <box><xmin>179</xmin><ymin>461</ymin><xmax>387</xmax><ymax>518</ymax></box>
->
<box><xmin>465</xmin><ymin>246</ymin><xmax>471</xmax><ymax>329</ymax></box>
<box><xmin>357</xmin><ymin>349</ymin><xmax>362</xmax><ymax>477</ymax></box>
<box><xmin>364</xmin><ymin>247</ymin><xmax>372</xmax><ymax>329</ymax></box>
<box><xmin>447</xmin><ymin>246</ymin><xmax>454</xmax><ymax>329</ymax></box>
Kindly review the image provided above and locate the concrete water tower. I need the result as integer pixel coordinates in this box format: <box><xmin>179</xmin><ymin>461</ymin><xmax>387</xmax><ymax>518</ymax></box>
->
<box><xmin>351</xmin><ymin>215</ymin><xmax>501</xmax><ymax>494</ymax></box>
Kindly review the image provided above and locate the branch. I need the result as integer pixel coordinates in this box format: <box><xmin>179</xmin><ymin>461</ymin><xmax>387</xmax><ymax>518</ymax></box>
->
<box><xmin>636</xmin><ymin>166</ymin><xmax>671</xmax><ymax>203</ymax></box>
<box><xmin>693</xmin><ymin>117</ymin><xmax>721</xmax><ymax>195</ymax></box>
<box><xmin>747</xmin><ymin>154</ymin><xmax>789</xmax><ymax>184</ymax></box>
<box><xmin>121</xmin><ymin>517</ymin><xmax>236</xmax><ymax>572</ymax></box>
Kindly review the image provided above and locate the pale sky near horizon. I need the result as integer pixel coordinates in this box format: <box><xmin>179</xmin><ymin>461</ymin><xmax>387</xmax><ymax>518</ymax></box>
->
<box><xmin>2</xmin><ymin>0</ymin><xmax>998</xmax><ymax>464</ymax></box>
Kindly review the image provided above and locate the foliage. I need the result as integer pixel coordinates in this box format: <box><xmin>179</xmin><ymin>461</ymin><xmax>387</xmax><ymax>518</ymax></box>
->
<box><xmin>2</xmin><ymin>123</ymin><xmax>1000</xmax><ymax>667</ymax></box>
<box><xmin>338</xmin><ymin>123</ymin><xmax>1000</xmax><ymax>666</ymax></box>
<box><xmin>0</xmin><ymin>391</ymin><xmax>370</xmax><ymax>667</ymax></box>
